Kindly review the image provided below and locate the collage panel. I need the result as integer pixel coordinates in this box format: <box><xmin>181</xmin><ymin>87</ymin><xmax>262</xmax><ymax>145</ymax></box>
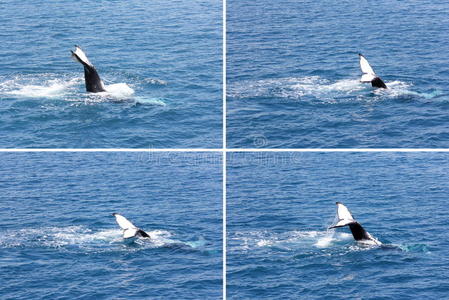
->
<box><xmin>3</xmin><ymin>0</ymin><xmax>449</xmax><ymax>299</ymax></box>
<box><xmin>0</xmin><ymin>152</ymin><xmax>222</xmax><ymax>299</ymax></box>
<box><xmin>227</xmin><ymin>1</ymin><xmax>449</xmax><ymax>148</ymax></box>
<box><xmin>0</xmin><ymin>0</ymin><xmax>222</xmax><ymax>148</ymax></box>
<box><xmin>227</xmin><ymin>152</ymin><xmax>449</xmax><ymax>299</ymax></box>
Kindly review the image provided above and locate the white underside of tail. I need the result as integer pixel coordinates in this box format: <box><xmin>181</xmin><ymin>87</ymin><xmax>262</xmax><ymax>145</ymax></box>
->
<box><xmin>360</xmin><ymin>73</ymin><xmax>376</xmax><ymax>83</ymax></box>
<box><xmin>332</xmin><ymin>218</ymin><xmax>355</xmax><ymax>227</ymax></box>
<box><xmin>113</xmin><ymin>214</ymin><xmax>139</xmax><ymax>238</ymax></box>
<box><xmin>334</xmin><ymin>202</ymin><xmax>356</xmax><ymax>226</ymax></box>
<box><xmin>331</xmin><ymin>202</ymin><xmax>382</xmax><ymax>245</ymax></box>
<box><xmin>123</xmin><ymin>228</ymin><xmax>138</xmax><ymax>239</ymax></box>
<box><xmin>359</xmin><ymin>54</ymin><xmax>377</xmax><ymax>83</ymax></box>
<box><xmin>72</xmin><ymin>46</ymin><xmax>93</xmax><ymax>67</ymax></box>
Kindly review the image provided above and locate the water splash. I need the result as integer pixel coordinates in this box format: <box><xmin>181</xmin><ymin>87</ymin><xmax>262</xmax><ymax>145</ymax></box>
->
<box><xmin>103</xmin><ymin>82</ymin><xmax>135</xmax><ymax>98</ymax></box>
<box><xmin>230</xmin><ymin>230</ymin><xmax>353</xmax><ymax>252</ymax></box>
<box><xmin>144</xmin><ymin>78</ymin><xmax>168</xmax><ymax>85</ymax></box>
<box><xmin>0</xmin><ymin>75</ymin><xmax>81</xmax><ymax>98</ymax></box>
<box><xmin>0</xmin><ymin>73</ymin><xmax>166</xmax><ymax>105</ymax></box>
<box><xmin>228</xmin><ymin>76</ymin><xmax>440</xmax><ymax>103</ymax></box>
<box><xmin>0</xmin><ymin>225</ymin><xmax>113</xmax><ymax>249</ymax></box>
<box><xmin>0</xmin><ymin>226</ymin><xmax>199</xmax><ymax>252</ymax></box>
<box><xmin>373</xmin><ymin>80</ymin><xmax>444</xmax><ymax>100</ymax></box>
<box><xmin>314</xmin><ymin>229</ymin><xmax>337</xmax><ymax>248</ymax></box>
<box><xmin>397</xmin><ymin>243</ymin><xmax>430</xmax><ymax>253</ymax></box>
<box><xmin>134</xmin><ymin>96</ymin><xmax>167</xmax><ymax>106</ymax></box>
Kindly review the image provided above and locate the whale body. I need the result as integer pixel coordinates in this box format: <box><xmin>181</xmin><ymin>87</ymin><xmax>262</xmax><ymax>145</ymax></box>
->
<box><xmin>359</xmin><ymin>53</ymin><xmax>387</xmax><ymax>89</ymax></box>
<box><xmin>71</xmin><ymin>46</ymin><xmax>107</xmax><ymax>93</ymax></box>
<box><xmin>329</xmin><ymin>202</ymin><xmax>381</xmax><ymax>246</ymax></box>
<box><xmin>112</xmin><ymin>213</ymin><xmax>150</xmax><ymax>239</ymax></box>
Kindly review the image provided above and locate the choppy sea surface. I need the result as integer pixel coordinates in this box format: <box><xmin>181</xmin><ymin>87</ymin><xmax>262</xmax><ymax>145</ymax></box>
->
<box><xmin>227</xmin><ymin>0</ymin><xmax>449</xmax><ymax>148</ymax></box>
<box><xmin>227</xmin><ymin>152</ymin><xmax>449</xmax><ymax>299</ymax></box>
<box><xmin>0</xmin><ymin>152</ymin><xmax>222</xmax><ymax>299</ymax></box>
<box><xmin>0</xmin><ymin>0</ymin><xmax>222</xmax><ymax>148</ymax></box>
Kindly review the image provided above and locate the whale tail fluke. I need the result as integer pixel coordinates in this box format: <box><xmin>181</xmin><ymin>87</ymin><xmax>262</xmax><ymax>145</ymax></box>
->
<box><xmin>329</xmin><ymin>220</ymin><xmax>355</xmax><ymax>229</ymax></box>
<box><xmin>112</xmin><ymin>213</ymin><xmax>150</xmax><ymax>239</ymax></box>
<box><xmin>71</xmin><ymin>45</ymin><xmax>106</xmax><ymax>93</ymax></box>
<box><xmin>329</xmin><ymin>202</ymin><xmax>381</xmax><ymax>245</ymax></box>
<box><xmin>371</xmin><ymin>77</ymin><xmax>387</xmax><ymax>89</ymax></box>
<box><xmin>328</xmin><ymin>201</ymin><xmax>356</xmax><ymax>229</ymax></box>
<box><xmin>136</xmin><ymin>229</ymin><xmax>150</xmax><ymax>238</ymax></box>
<box><xmin>71</xmin><ymin>45</ymin><xmax>93</xmax><ymax>67</ymax></box>
<box><xmin>358</xmin><ymin>53</ymin><xmax>387</xmax><ymax>89</ymax></box>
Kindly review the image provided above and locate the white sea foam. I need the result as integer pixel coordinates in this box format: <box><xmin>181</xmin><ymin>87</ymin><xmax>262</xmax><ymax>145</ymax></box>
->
<box><xmin>228</xmin><ymin>76</ymin><xmax>364</xmax><ymax>100</ymax></box>
<box><xmin>144</xmin><ymin>78</ymin><xmax>167</xmax><ymax>85</ymax></box>
<box><xmin>0</xmin><ymin>74</ymin><xmax>166</xmax><ymax>105</ymax></box>
<box><xmin>230</xmin><ymin>230</ymin><xmax>357</xmax><ymax>251</ymax></box>
<box><xmin>103</xmin><ymin>82</ymin><xmax>135</xmax><ymax>98</ymax></box>
<box><xmin>134</xmin><ymin>96</ymin><xmax>167</xmax><ymax>106</ymax></box>
<box><xmin>314</xmin><ymin>233</ymin><xmax>335</xmax><ymax>248</ymax></box>
<box><xmin>0</xmin><ymin>226</ymin><xmax>194</xmax><ymax>251</ymax></box>
<box><xmin>228</xmin><ymin>76</ymin><xmax>438</xmax><ymax>102</ymax></box>
<box><xmin>1</xmin><ymin>76</ymin><xmax>81</xmax><ymax>98</ymax></box>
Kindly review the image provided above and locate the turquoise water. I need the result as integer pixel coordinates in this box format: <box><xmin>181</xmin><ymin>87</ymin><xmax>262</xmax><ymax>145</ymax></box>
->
<box><xmin>227</xmin><ymin>0</ymin><xmax>449</xmax><ymax>148</ymax></box>
<box><xmin>0</xmin><ymin>152</ymin><xmax>222</xmax><ymax>299</ymax></box>
<box><xmin>0</xmin><ymin>0</ymin><xmax>222</xmax><ymax>148</ymax></box>
<box><xmin>227</xmin><ymin>152</ymin><xmax>449</xmax><ymax>299</ymax></box>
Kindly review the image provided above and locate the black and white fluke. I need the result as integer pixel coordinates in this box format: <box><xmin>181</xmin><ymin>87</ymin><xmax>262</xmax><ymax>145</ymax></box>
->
<box><xmin>71</xmin><ymin>45</ymin><xmax>107</xmax><ymax>93</ymax></box>
<box><xmin>359</xmin><ymin>53</ymin><xmax>387</xmax><ymax>89</ymax></box>
<box><xmin>329</xmin><ymin>202</ymin><xmax>381</xmax><ymax>246</ymax></box>
<box><xmin>112</xmin><ymin>213</ymin><xmax>150</xmax><ymax>239</ymax></box>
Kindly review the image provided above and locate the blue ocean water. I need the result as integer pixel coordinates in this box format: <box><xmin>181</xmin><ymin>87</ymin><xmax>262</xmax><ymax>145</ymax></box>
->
<box><xmin>227</xmin><ymin>0</ymin><xmax>449</xmax><ymax>148</ymax></box>
<box><xmin>0</xmin><ymin>0</ymin><xmax>222</xmax><ymax>148</ymax></box>
<box><xmin>227</xmin><ymin>152</ymin><xmax>449</xmax><ymax>299</ymax></box>
<box><xmin>0</xmin><ymin>152</ymin><xmax>222</xmax><ymax>299</ymax></box>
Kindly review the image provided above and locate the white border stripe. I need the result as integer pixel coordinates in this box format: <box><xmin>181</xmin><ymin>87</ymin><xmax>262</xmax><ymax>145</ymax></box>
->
<box><xmin>222</xmin><ymin>150</ymin><xmax>227</xmax><ymax>300</ymax></box>
<box><xmin>223</xmin><ymin>0</ymin><xmax>227</xmax><ymax>298</ymax></box>
<box><xmin>225</xmin><ymin>148</ymin><xmax>449</xmax><ymax>152</ymax></box>
<box><xmin>1</xmin><ymin>148</ymin><xmax>448</xmax><ymax>152</ymax></box>
<box><xmin>223</xmin><ymin>0</ymin><xmax>227</xmax><ymax>151</ymax></box>
<box><xmin>0</xmin><ymin>148</ymin><xmax>221</xmax><ymax>152</ymax></box>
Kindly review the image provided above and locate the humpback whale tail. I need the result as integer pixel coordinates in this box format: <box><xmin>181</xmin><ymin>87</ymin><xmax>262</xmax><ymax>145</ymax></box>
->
<box><xmin>112</xmin><ymin>213</ymin><xmax>150</xmax><ymax>239</ymax></box>
<box><xmin>71</xmin><ymin>46</ymin><xmax>106</xmax><ymax>93</ymax></box>
<box><xmin>329</xmin><ymin>202</ymin><xmax>381</xmax><ymax>245</ymax></box>
<box><xmin>359</xmin><ymin>53</ymin><xmax>387</xmax><ymax>89</ymax></box>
